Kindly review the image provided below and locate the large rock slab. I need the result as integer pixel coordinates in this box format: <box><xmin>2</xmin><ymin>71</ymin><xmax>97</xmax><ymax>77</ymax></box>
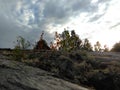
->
<box><xmin>0</xmin><ymin>59</ymin><xmax>89</xmax><ymax>90</ymax></box>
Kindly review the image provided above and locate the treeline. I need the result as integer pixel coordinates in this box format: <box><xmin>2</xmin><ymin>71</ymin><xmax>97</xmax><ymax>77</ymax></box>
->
<box><xmin>49</xmin><ymin>29</ymin><xmax>109</xmax><ymax>52</ymax></box>
<box><xmin>13</xmin><ymin>29</ymin><xmax>120</xmax><ymax>52</ymax></box>
<box><xmin>50</xmin><ymin>29</ymin><xmax>92</xmax><ymax>51</ymax></box>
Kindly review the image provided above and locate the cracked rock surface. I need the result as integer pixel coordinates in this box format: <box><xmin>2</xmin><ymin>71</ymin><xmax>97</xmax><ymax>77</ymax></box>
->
<box><xmin>0</xmin><ymin>58</ymin><xmax>89</xmax><ymax>90</ymax></box>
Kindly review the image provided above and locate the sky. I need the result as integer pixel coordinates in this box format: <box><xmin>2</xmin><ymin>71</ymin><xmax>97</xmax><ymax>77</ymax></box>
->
<box><xmin>0</xmin><ymin>0</ymin><xmax>120</xmax><ymax>49</ymax></box>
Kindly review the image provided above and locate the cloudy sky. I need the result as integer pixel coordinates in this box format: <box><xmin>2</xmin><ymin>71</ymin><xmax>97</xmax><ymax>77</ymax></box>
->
<box><xmin>0</xmin><ymin>0</ymin><xmax>120</xmax><ymax>49</ymax></box>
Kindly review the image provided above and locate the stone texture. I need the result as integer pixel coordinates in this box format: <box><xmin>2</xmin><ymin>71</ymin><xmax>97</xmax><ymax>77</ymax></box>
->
<box><xmin>0</xmin><ymin>58</ymin><xmax>89</xmax><ymax>90</ymax></box>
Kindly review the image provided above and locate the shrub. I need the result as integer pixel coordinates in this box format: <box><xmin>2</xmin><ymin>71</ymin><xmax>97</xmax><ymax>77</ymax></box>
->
<box><xmin>12</xmin><ymin>36</ymin><xmax>31</xmax><ymax>61</ymax></box>
<box><xmin>12</xmin><ymin>46</ymin><xmax>23</xmax><ymax>61</ymax></box>
<box><xmin>111</xmin><ymin>42</ymin><xmax>120</xmax><ymax>52</ymax></box>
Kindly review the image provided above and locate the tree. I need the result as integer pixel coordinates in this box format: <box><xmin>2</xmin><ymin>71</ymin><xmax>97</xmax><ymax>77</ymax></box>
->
<box><xmin>14</xmin><ymin>36</ymin><xmax>31</xmax><ymax>50</ymax></box>
<box><xmin>13</xmin><ymin>36</ymin><xmax>31</xmax><ymax>61</ymax></box>
<box><xmin>53</xmin><ymin>29</ymin><xmax>93</xmax><ymax>51</ymax></box>
<box><xmin>34</xmin><ymin>31</ymin><xmax>50</xmax><ymax>50</ymax></box>
<box><xmin>111</xmin><ymin>42</ymin><xmax>120</xmax><ymax>52</ymax></box>
<box><xmin>94</xmin><ymin>45</ymin><xmax>98</xmax><ymax>51</ymax></box>
<box><xmin>94</xmin><ymin>41</ymin><xmax>101</xmax><ymax>51</ymax></box>
<box><xmin>82</xmin><ymin>38</ymin><xmax>93</xmax><ymax>51</ymax></box>
<box><xmin>104</xmin><ymin>45</ymin><xmax>109</xmax><ymax>52</ymax></box>
<box><xmin>53</xmin><ymin>29</ymin><xmax>83</xmax><ymax>51</ymax></box>
<box><xmin>70</xmin><ymin>30</ymin><xmax>82</xmax><ymax>50</ymax></box>
<box><xmin>60</xmin><ymin>29</ymin><xmax>82</xmax><ymax>51</ymax></box>
<box><xmin>54</xmin><ymin>31</ymin><xmax>61</xmax><ymax>50</ymax></box>
<box><xmin>60</xmin><ymin>30</ymin><xmax>71</xmax><ymax>51</ymax></box>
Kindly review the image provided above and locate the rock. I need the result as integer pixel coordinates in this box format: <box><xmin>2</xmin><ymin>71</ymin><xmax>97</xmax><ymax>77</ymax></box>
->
<box><xmin>0</xmin><ymin>59</ymin><xmax>89</xmax><ymax>90</ymax></box>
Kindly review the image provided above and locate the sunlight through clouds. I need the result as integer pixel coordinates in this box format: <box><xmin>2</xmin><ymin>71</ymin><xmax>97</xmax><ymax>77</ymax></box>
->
<box><xmin>0</xmin><ymin>0</ymin><xmax>120</xmax><ymax>49</ymax></box>
<box><xmin>91</xmin><ymin>0</ymin><xmax>98</xmax><ymax>4</ymax></box>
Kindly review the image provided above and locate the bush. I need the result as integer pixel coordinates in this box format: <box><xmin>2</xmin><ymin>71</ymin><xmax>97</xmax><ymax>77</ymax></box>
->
<box><xmin>12</xmin><ymin>46</ymin><xmax>23</xmax><ymax>61</ymax></box>
<box><xmin>20</xmin><ymin>50</ymin><xmax>120</xmax><ymax>90</ymax></box>
<box><xmin>111</xmin><ymin>42</ymin><xmax>120</xmax><ymax>52</ymax></box>
<box><xmin>12</xmin><ymin>36</ymin><xmax>31</xmax><ymax>61</ymax></box>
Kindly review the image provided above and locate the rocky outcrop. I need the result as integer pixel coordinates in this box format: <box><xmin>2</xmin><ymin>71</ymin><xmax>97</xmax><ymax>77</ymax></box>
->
<box><xmin>0</xmin><ymin>58</ymin><xmax>89</xmax><ymax>90</ymax></box>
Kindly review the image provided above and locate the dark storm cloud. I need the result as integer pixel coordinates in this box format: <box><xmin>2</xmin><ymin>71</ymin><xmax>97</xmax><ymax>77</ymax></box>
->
<box><xmin>0</xmin><ymin>0</ymin><xmax>112</xmax><ymax>48</ymax></box>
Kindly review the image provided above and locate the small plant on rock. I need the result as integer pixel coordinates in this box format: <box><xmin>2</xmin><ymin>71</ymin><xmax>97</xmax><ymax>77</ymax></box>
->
<box><xmin>13</xmin><ymin>36</ymin><xmax>31</xmax><ymax>61</ymax></box>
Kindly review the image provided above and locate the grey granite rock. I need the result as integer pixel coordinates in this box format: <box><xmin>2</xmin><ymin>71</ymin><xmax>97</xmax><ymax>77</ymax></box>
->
<box><xmin>0</xmin><ymin>59</ymin><xmax>89</xmax><ymax>90</ymax></box>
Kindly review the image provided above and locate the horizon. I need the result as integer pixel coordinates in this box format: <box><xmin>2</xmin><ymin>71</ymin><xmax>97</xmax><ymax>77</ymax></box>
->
<box><xmin>0</xmin><ymin>0</ymin><xmax>120</xmax><ymax>49</ymax></box>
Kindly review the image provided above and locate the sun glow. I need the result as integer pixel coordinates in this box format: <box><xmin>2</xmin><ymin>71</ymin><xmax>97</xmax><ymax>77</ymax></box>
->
<box><xmin>58</xmin><ymin>1</ymin><xmax>120</xmax><ymax>49</ymax></box>
<box><xmin>15</xmin><ymin>0</ymin><xmax>120</xmax><ymax>50</ymax></box>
